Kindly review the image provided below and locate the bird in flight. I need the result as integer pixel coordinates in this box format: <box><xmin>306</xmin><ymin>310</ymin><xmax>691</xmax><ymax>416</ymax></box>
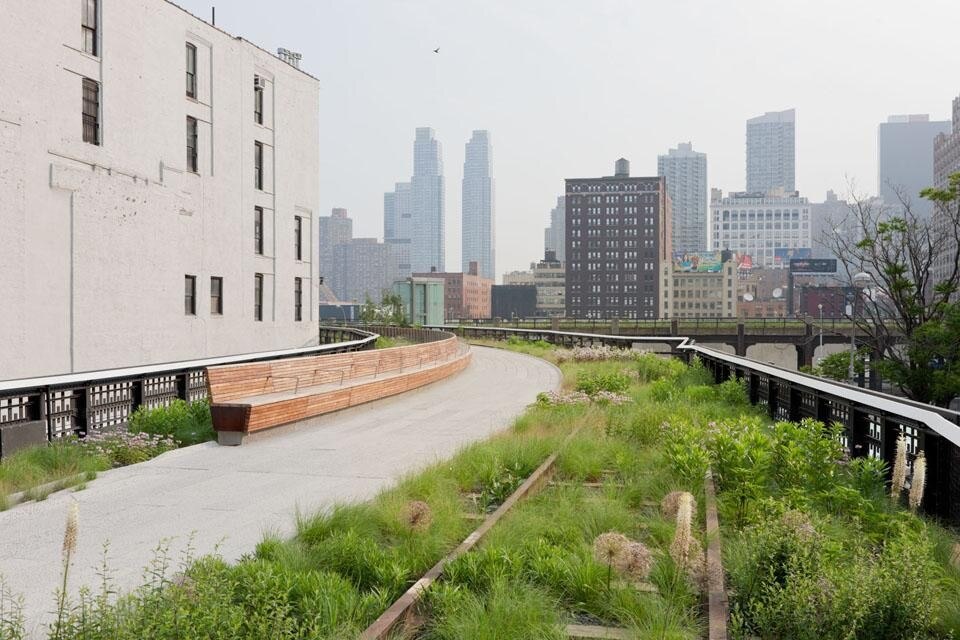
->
<box><xmin>433</xmin><ymin>47</ymin><xmax>440</xmax><ymax>53</ymax></box>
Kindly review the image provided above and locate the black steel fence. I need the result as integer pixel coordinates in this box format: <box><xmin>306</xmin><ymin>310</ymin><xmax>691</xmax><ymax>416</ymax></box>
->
<box><xmin>0</xmin><ymin>327</ymin><xmax>376</xmax><ymax>456</ymax></box>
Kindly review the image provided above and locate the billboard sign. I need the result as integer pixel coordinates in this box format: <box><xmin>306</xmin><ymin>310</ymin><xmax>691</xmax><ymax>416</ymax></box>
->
<box><xmin>774</xmin><ymin>247</ymin><xmax>812</xmax><ymax>266</ymax></box>
<box><xmin>789</xmin><ymin>258</ymin><xmax>838</xmax><ymax>273</ymax></box>
<box><xmin>672</xmin><ymin>251</ymin><xmax>723</xmax><ymax>273</ymax></box>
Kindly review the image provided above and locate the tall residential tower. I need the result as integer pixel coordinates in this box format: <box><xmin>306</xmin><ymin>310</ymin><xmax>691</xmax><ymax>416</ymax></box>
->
<box><xmin>411</xmin><ymin>127</ymin><xmax>445</xmax><ymax>272</ymax></box>
<box><xmin>746</xmin><ymin>109</ymin><xmax>796</xmax><ymax>194</ymax></box>
<box><xmin>461</xmin><ymin>130</ymin><xmax>495</xmax><ymax>280</ymax></box>
<box><xmin>544</xmin><ymin>196</ymin><xmax>566</xmax><ymax>263</ymax></box>
<box><xmin>658</xmin><ymin>142</ymin><xmax>707</xmax><ymax>253</ymax></box>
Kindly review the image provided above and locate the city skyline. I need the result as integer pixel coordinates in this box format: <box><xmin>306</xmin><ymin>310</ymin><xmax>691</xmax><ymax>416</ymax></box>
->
<box><xmin>174</xmin><ymin>0</ymin><xmax>959</xmax><ymax>276</ymax></box>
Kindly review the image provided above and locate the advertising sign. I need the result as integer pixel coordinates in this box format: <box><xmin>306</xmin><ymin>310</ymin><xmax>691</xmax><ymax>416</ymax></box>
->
<box><xmin>789</xmin><ymin>258</ymin><xmax>838</xmax><ymax>273</ymax></box>
<box><xmin>774</xmin><ymin>247</ymin><xmax>812</xmax><ymax>266</ymax></box>
<box><xmin>672</xmin><ymin>251</ymin><xmax>723</xmax><ymax>273</ymax></box>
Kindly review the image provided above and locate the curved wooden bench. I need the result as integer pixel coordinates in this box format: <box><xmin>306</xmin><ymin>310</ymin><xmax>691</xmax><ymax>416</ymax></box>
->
<box><xmin>206</xmin><ymin>336</ymin><xmax>470</xmax><ymax>444</ymax></box>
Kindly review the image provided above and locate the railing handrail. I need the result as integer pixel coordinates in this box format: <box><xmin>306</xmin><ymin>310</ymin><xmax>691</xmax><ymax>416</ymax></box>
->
<box><xmin>0</xmin><ymin>327</ymin><xmax>378</xmax><ymax>392</ymax></box>
<box><xmin>688</xmin><ymin>344</ymin><xmax>960</xmax><ymax>449</ymax></box>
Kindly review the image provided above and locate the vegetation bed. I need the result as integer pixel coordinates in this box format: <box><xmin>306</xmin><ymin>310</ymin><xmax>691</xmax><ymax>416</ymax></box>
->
<box><xmin>3</xmin><ymin>340</ymin><xmax>958</xmax><ymax>640</ymax></box>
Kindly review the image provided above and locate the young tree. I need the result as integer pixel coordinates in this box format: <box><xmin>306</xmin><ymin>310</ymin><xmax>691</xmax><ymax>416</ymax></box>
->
<box><xmin>823</xmin><ymin>172</ymin><xmax>960</xmax><ymax>404</ymax></box>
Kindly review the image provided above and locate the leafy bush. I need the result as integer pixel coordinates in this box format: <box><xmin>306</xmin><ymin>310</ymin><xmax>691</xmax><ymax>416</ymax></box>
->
<box><xmin>716</xmin><ymin>378</ymin><xmax>749</xmax><ymax>406</ymax></box>
<box><xmin>683</xmin><ymin>385</ymin><xmax>715</xmax><ymax>404</ymax></box>
<box><xmin>727</xmin><ymin>509</ymin><xmax>941</xmax><ymax>639</ymax></box>
<box><xmin>635</xmin><ymin>354</ymin><xmax>686</xmax><ymax>383</ymax></box>
<box><xmin>128</xmin><ymin>399</ymin><xmax>214</xmax><ymax>446</ymax></box>
<box><xmin>575</xmin><ymin>371</ymin><xmax>631</xmax><ymax>396</ymax></box>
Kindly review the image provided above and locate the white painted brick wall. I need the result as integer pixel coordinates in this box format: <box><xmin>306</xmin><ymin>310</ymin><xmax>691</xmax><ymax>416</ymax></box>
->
<box><xmin>0</xmin><ymin>0</ymin><xmax>320</xmax><ymax>379</ymax></box>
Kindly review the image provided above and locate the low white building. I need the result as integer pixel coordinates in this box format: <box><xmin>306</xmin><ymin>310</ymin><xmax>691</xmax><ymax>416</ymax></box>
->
<box><xmin>0</xmin><ymin>0</ymin><xmax>320</xmax><ymax>379</ymax></box>
<box><xmin>710</xmin><ymin>190</ymin><xmax>811</xmax><ymax>269</ymax></box>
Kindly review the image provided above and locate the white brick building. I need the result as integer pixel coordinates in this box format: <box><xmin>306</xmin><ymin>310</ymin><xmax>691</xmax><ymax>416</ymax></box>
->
<box><xmin>0</xmin><ymin>0</ymin><xmax>320</xmax><ymax>380</ymax></box>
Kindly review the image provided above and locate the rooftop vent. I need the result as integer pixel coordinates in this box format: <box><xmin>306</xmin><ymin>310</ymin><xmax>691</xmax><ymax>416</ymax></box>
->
<box><xmin>277</xmin><ymin>48</ymin><xmax>302</xmax><ymax>68</ymax></box>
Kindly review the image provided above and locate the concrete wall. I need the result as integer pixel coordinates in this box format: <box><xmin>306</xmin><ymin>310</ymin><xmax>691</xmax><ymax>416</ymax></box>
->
<box><xmin>0</xmin><ymin>0</ymin><xmax>319</xmax><ymax>380</ymax></box>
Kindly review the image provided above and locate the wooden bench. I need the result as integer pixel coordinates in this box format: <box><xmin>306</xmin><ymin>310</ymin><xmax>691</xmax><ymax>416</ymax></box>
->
<box><xmin>206</xmin><ymin>337</ymin><xmax>470</xmax><ymax>444</ymax></box>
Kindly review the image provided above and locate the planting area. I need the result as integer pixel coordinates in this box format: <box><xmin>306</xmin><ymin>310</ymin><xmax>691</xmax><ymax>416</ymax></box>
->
<box><xmin>0</xmin><ymin>399</ymin><xmax>212</xmax><ymax>509</ymax></box>
<box><xmin>3</xmin><ymin>341</ymin><xmax>959</xmax><ymax>639</ymax></box>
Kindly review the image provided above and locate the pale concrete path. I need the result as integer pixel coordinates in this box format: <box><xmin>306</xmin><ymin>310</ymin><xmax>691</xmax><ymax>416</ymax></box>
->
<box><xmin>0</xmin><ymin>346</ymin><xmax>560</xmax><ymax>636</ymax></box>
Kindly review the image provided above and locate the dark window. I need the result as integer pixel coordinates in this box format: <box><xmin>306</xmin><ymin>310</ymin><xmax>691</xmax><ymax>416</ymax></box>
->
<box><xmin>82</xmin><ymin>78</ymin><xmax>100</xmax><ymax>145</ymax></box>
<box><xmin>210</xmin><ymin>276</ymin><xmax>222</xmax><ymax>315</ymax></box>
<box><xmin>184</xmin><ymin>275</ymin><xmax>196</xmax><ymax>315</ymax></box>
<box><xmin>185</xmin><ymin>43</ymin><xmax>197</xmax><ymax>98</ymax></box>
<box><xmin>294</xmin><ymin>216</ymin><xmax>302</xmax><ymax>261</ymax></box>
<box><xmin>254</xmin><ymin>76</ymin><xmax>264</xmax><ymax>124</ymax></box>
<box><xmin>294</xmin><ymin>278</ymin><xmax>303</xmax><ymax>321</ymax></box>
<box><xmin>82</xmin><ymin>0</ymin><xmax>97</xmax><ymax>56</ymax></box>
<box><xmin>186</xmin><ymin>116</ymin><xmax>198</xmax><ymax>172</ymax></box>
<box><xmin>254</xmin><ymin>207</ymin><xmax>264</xmax><ymax>255</ymax></box>
<box><xmin>254</xmin><ymin>141</ymin><xmax>264</xmax><ymax>189</ymax></box>
<box><xmin>254</xmin><ymin>273</ymin><xmax>263</xmax><ymax>321</ymax></box>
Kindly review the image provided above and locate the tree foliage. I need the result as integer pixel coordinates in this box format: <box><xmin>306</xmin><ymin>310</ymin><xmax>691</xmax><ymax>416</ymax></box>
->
<box><xmin>823</xmin><ymin>172</ymin><xmax>960</xmax><ymax>404</ymax></box>
<box><xmin>359</xmin><ymin>292</ymin><xmax>407</xmax><ymax>326</ymax></box>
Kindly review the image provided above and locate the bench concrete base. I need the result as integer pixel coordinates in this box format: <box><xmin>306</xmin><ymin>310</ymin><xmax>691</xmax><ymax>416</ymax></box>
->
<box><xmin>217</xmin><ymin>431</ymin><xmax>245</xmax><ymax>446</ymax></box>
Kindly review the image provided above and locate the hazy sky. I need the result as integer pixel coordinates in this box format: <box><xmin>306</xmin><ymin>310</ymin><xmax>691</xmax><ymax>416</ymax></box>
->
<box><xmin>178</xmin><ymin>0</ymin><xmax>958</xmax><ymax>279</ymax></box>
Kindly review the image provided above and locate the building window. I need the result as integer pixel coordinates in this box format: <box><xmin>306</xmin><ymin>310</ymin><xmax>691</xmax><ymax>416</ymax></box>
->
<box><xmin>254</xmin><ymin>273</ymin><xmax>263</xmax><ymax>321</ymax></box>
<box><xmin>254</xmin><ymin>76</ymin><xmax>264</xmax><ymax>124</ymax></box>
<box><xmin>210</xmin><ymin>276</ymin><xmax>223</xmax><ymax>315</ymax></box>
<box><xmin>294</xmin><ymin>277</ymin><xmax>303</xmax><ymax>321</ymax></box>
<box><xmin>254</xmin><ymin>207</ymin><xmax>264</xmax><ymax>255</ymax></box>
<box><xmin>82</xmin><ymin>78</ymin><xmax>100</xmax><ymax>145</ymax></box>
<box><xmin>186</xmin><ymin>116</ymin><xmax>198</xmax><ymax>172</ymax></box>
<box><xmin>184</xmin><ymin>275</ymin><xmax>196</xmax><ymax>315</ymax></box>
<box><xmin>185</xmin><ymin>43</ymin><xmax>197</xmax><ymax>98</ymax></box>
<box><xmin>81</xmin><ymin>0</ymin><xmax>97</xmax><ymax>56</ymax></box>
<box><xmin>294</xmin><ymin>216</ymin><xmax>302</xmax><ymax>261</ymax></box>
<box><xmin>254</xmin><ymin>141</ymin><xmax>264</xmax><ymax>189</ymax></box>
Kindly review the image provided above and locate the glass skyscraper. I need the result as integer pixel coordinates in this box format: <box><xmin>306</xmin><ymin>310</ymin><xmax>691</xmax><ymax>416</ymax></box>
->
<box><xmin>461</xmin><ymin>130</ymin><xmax>495</xmax><ymax>280</ymax></box>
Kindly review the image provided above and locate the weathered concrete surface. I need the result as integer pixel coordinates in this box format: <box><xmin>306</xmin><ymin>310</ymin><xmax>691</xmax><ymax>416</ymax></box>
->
<box><xmin>0</xmin><ymin>346</ymin><xmax>559</xmax><ymax>636</ymax></box>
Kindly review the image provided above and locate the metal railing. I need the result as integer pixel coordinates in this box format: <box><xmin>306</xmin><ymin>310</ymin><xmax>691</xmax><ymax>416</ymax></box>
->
<box><xmin>0</xmin><ymin>327</ymin><xmax>377</xmax><ymax>454</ymax></box>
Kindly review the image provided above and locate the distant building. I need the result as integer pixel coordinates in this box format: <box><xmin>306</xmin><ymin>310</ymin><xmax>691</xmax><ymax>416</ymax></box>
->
<box><xmin>809</xmin><ymin>190</ymin><xmax>848</xmax><ymax>259</ymax></box>
<box><xmin>333</xmin><ymin>239</ymin><xmax>401</xmax><ymax>303</ymax></box>
<box><xmin>492</xmin><ymin>285</ymin><xmax>537</xmax><ymax>320</ymax></box>
<box><xmin>461</xmin><ymin>130</ymin><xmax>495</xmax><ymax>280</ymax></box>
<box><xmin>710</xmin><ymin>190</ymin><xmax>811</xmax><ymax>269</ymax></box>
<box><xmin>0</xmin><ymin>0</ymin><xmax>320</xmax><ymax>378</ymax></box>
<box><xmin>746</xmin><ymin>109</ymin><xmax>796</xmax><ymax>194</ymax></box>
<box><xmin>662</xmin><ymin>253</ymin><xmax>737</xmax><ymax>319</ymax></box>
<box><xmin>658</xmin><ymin>142</ymin><xmax>708</xmax><ymax>253</ymax></box>
<box><xmin>932</xmin><ymin>96</ymin><xmax>960</xmax><ymax>292</ymax></box>
<box><xmin>319</xmin><ymin>303</ymin><xmax>361</xmax><ymax>322</ymax></box>
<box><xmin>413</xmin><ymin>262</ymin><xmax>492</xmax><ymax>321</ymax></box>
<box><xmin>565</xmin><ymin>159</ymin><xmax>671</xmax><ymax>319</ymax></box>
<box><xmin>383</xmin><ymin>181</ymin><xmax>413</xmax><ymax>278</ymax></box>
<box><xmin>411</xmin><ymin>127</ymin><xmax>445</xmax><ymax>272</ymax></box>
<box><xmin>544</xmin><ymin>196</ymin><xmax>566</xmax><ymax>263</ymax></box>
<box><xmin>504</xmin><ymin>250</ymin><xmax>565</xmax><ymax>316</ymax></box>
<box><xmin>877</xmin><ymin>114</ymin><xmax>950</xmax><ymax>217</ymax></box>
<box><xmin>393</xmin><ymin>277</ymin><xmax>445</xmax><ymax>326</ymax></box>
<box><xmin>319</xmin><ymin>208</ymin><xmax>353</xmax><ymax>292</ymax></box>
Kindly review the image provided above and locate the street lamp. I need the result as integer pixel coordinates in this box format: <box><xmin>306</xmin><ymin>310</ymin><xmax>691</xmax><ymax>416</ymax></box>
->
<box><xmin>817</xmin><ymin>302</ymin><xmax>823</xmax><ymax>351</ymax></box>
<box><xmin>847</xmin><ymin>271</ymin><xmax>872</xmax><ymax>385</ymax></box>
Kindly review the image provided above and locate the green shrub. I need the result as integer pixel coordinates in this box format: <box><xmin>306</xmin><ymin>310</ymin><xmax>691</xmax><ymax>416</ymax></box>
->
<box><xmin>649</xmin><ymin>379</ymin><xmax>675</xmax><ymax>403</ymax></box>
<box><xmin>128</xmin><ymin>399</ymin><xmax>214</xmax><ymax>446</ymax></box>
<box><xmin>635</xmin><ymin>354</ymin><xmax>685</xmax><ymax>383</ymax></box>
<box><xmin>683</xmin><ymin>385</ymin><xmax>715</xmax><ymax>404</ymax></box>
<box><xmin>716</xmin><ymin>378</ymin><xmax>749</xmax><ymax>405</ymax></box>
<box><xmin>575</xmin><ymin>371</ymin><xmax>631</xmax><ymax>396</ymax></box>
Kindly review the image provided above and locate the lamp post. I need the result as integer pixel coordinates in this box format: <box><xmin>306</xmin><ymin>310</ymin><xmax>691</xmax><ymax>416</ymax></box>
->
<box><xmin>818</xmin><ymin>302</ymin><xmax>823</xmax><ymax>351</ymax></box>
<box><xmin>847</xmin><ymin>272</ymin><xmax>871</xmax><ymax>385</ymax></box>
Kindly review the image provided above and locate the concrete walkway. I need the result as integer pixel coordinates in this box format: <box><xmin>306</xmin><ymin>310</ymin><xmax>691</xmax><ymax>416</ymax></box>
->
<box><xmin>0</xmin><ymin>346</ymin><xmax>560</xmax><ymax>636</ymax></box>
